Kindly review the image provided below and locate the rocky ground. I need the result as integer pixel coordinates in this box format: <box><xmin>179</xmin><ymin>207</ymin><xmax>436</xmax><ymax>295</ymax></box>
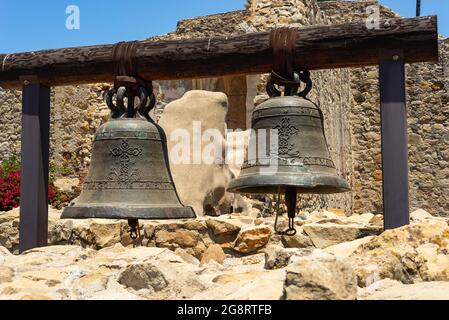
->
<box><xmin>1</xmin><ymin>206</ymin><xmax>449</xmax><ymax>300</ymax></box>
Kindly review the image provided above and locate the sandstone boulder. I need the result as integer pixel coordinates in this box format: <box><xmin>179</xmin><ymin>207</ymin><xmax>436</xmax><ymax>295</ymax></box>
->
<box><xmin>118</xmin><ymin>263</ymin><xmax>168</xmax><ymax>292</ymax></box>
<box><xmin>78</xmin><ymin>220</ymin><xmax>123</xmax><ymax>249</ymax></box>
<box><xmin>0</xmin><ymin>210</ymin><xmax>20</xmax><ymax>252</ymax></box>
<box><xmin>0</xmin><ymin>277</ymin><xmax>57</xmax><ymax>298</ymax></box>
<box><xmin>347</xmin><ymin>213</ymin><xmax>375</xmax><ymax>224</ymax></box>
<box><xmin>0</xmin><ymin>266</ymin><xmax>14</xmax><ymax>284</ymax></box>
<box><xmin>264</xmin><ymin>245</ymin><xmax>307</xmax><ymax>269</ymax></box>
<box><xmin>303</xmin><ymin>222</ymin><xmax>381</xmax><ymax>248</ymax></box>
<box><xmin>284</xmin><ymin>250</ymin><xmax>357</xmax><ymax>300</ymax></box>
<box><xmin>21</xmin><ymin>268</ymin><xmax>67</xmax><ymax>287</ymax></box>
<box><xmin>77</xmin><ymin>272</ymin><xmax>110</xmax><ymax>295</ymax></box>
<box><xmin>206</xmin><ymin>218</ymin><xmax>241</xmax><ymax>236</ymax></box>
<box><xmin>154</xmin><ymin>229</ymin><xmax>200</xmax><ymax>257</ymax></box>
<box><xmin>410</xmin><ymin>208</ymin><xmax>434</xmax><ymax>222</ymax></box>
<box><xmin>174</xmin><ymin>248</ymin><xmax>200</xmax><ymax>265</ymax></box>
<box><xmin>325</xmin><ymin>236</ymin><xmax>374</xmax><ymax>259</ymax></box>
<box><xmin>233</xmin><ymin>226</ymin><xmax>272</xmax><ymax>253</ymax></box>
<box><xmin>348</xmin><ymin>221</ymin><xmax>449</xmax><ymax>286</ymax></box>
<box><xmin>281</xmin><ymin>232</ymin><xmax>313</xmax><ymax>248</ymax></box>
<box><xmin>359</xmin><ymin>279</ymin><xmax>449</xmax><ymax>300</ymax></box>
<box><xmin>369</xmin><ymin>214</ymin><xmax>383</xmax><ymax>227</ymax></box>
<box><xmin>192</xmin><ymin>270</ymin><xmax>286</xmax><ymax>300</ymax></box>
<box><xmin>0</xmin><ymin>244</ymin><xmax>12</xmax><ymax>261</ymax></box>
<box><xmin>206</xmin><ymin>218</ymin><xmax>242</xmax><ymax>244</ymax></box>
<box><xmin>200</xmin><ymin>244</ymin><xmax>226</xmax><ymax>266</ymax></box>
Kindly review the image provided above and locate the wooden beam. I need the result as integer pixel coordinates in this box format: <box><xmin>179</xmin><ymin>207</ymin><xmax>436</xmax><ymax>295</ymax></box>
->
<box><xmin>379</xmin><ymin>57</ymin><xmax>410</xmax><ymax>229</ymax></box>
<box><xmin>19</xmin><ymin>77</ymin><xmax>50</xmax><ymax>252</ymax></box>
<box><xmin>0</xmin><ymin>16</ymin><xmax>438</xmax><ymax>89</ymax></box>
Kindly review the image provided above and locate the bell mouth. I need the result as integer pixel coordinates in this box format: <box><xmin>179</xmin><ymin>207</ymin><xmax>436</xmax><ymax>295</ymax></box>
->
<box><xmin>227</xmin><ymin>174</ymin><xmax>350</xmax><ymax>195</ymax></box>
<box><xmin>61</xmin><ymin>205</ymin><xmax>196</xmax><ymax>220</ymax></box>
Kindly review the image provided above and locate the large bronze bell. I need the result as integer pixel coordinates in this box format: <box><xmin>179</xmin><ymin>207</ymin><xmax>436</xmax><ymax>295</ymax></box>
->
<box><xmin>228</xmin><ymin>71</ymin><xmax>349</xmax><ymax>234</ymax></box>
<box><xmin>62</xmin><ymin>81</ymin><xmax>195</xmax><ymax>224</ymax></box>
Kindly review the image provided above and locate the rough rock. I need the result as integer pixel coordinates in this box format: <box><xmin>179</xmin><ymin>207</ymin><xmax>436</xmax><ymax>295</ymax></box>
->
<box><xmin>348</xmin><ymin>221</ymin><xmax>449</xmax><ymax>287</ymax></box>
<box><xmin>0</xmin><ymin>211</ymin><xmax>21</xmax><ymax>252</ymax></box>
<box><xmin>281</xmin><ymin>232</ymin><xmax>313</xmax><ymax>248</ymax></box>
<box><xmin>0</xmin><ymin>244</ymin><xmax>12</xmax><ymax>261</ymax></box>
<box><xmin>158</xmin><ymin>90</ymin><xmax>236</xmax><ymax>216</ymax></box>
<box><xmin>206</xmin><ymin>218</ymin><xmax>241</xmax><ymax>236</ymax></box>
<box><xmin>233</xmin><ymin>226</ymin><xmax>272</xmax><ymax>253</ymax></box>
<box><xmin>53</xmin><ymin>178</ymin><xmax>80</xmax><ymax>193</ymax></box>
<box><xmin>359</xmin><ymin>279</ymin><xmax>449</xmax><ymax>300</ymax></box>
<box><xmin>78</xmin><ymin>220</ymin><xmax>123</xmax><ymax>249</ymax></box>
<box><xmin>21</xmin><ymin>268</ymin><xmax>67</xmax><ymax>287</ymax></box>
<box><xmin>154</xmin><ymin>229</ymin><xmax>199</xmax><ymax>249</ymax></box>
<box><xmin>200</xmin><ymin>244</ymin><xmax>226</xmax><ymax>266</ymax></box>
<box><xmin>75</xmin><ymin>272</ymin><xmax>111</xmax><ymax>297</ymax></box>
<box><xmin>118</xmin><ymin>263</ymin><xmax>168</xmax><ymax>292</ymax></box>
<box><xmin>0</xmin><ymin>278</ymin><xmax>56</xmax><ymax>298</ymax></box>
<box><xmin>263</xmin><ymin>245</ymin><xmax>308</xmax><ymax>270</ymax></box>
<box><xmin>174</xmin><ymin>248</ymin><xmax>200</xmax><ymax>265</ymax></box>
<box><xmin>347</xmin><ymin>213</ymin><xmax>375</xmax><ymax>225</ymax></box>
<box><xmin>0</xmin><ymin>266</ymin><xmax>14</xmax><ymax>284</ymax></box>
<box><xmin>325</xmin><ymin>236</ymin><xmax>374</xmax><ymax>259</ymax></box>
<box><xmin>284</xmin><ymin>250</ymin><xmax>357</xmax><ymax>300</ymax></box>
<box><xmin>410</xmin><ymin>209</ymin><xmax>434</xmax><ymax>222</ymax></box>
<box><xmin>192</xmin><ymin>270</ymin><xmax>286</xmax><ymax>300</ymax></box>
<box><xmin>369</xmin><ymin>214</ymin><xmax>383</xmax><ymax>227</ymax></box>
<box><xmin>1</xmin><ymin>216</ymin><xmax>449</xmax><ymax>301</ymax></box>
<box><xmin>48</xmin><ymin>218</ymin><xmax>126</xmax><ymax>250</ymax></box>
<box><xmin>303</xmin><ymin>222</ymin><xmax>381</xmax><ymax>248</ymax></box>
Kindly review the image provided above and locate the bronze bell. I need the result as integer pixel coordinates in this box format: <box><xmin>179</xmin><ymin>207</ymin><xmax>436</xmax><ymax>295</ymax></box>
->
<box><xmin>228</xmin><ymin>95</ymin><xmax>350</xmax><ymax>194</ymax></box>
<box><xmin>228</xmin><ymin>71</ymin><xmax>349</xmax><ymax>234</ymax></box>
<box><xmin>62</xmin><ymin>81</ymin><xmax>195</xmax><ymax>225</ymax></box>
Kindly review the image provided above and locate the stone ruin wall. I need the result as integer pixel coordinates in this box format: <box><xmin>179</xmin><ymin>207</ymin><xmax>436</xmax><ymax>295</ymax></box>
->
<box><xmin>318</xmin><ymin>0</ymin><xmax>449</xmax><ymax>216</ymax></box>
<box><xmin>0</xmin><ymin>0</ymin><xmax>447</xmax><ymax>216</ymax></box>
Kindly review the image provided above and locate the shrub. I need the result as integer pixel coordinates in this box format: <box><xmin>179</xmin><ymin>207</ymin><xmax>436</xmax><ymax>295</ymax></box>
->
<box><xmin>0</xmin><ymin>171</ymin><xmax>20</xmax><ymax>210</ymax></box>
<box><xmin>0</xmin><ymin>156</ymin><xmax>20</xmax><ymax>179</ymax></box>
<box><xmin>0</xmin><ymin>157</ymin><xmax>58</xmax><ymax>211</ymax></box>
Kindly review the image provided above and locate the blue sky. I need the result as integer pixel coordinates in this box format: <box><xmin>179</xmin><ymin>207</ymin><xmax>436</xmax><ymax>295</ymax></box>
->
<box><xmin>0</xmin><ymin>0</ymin><xmax>447</xmax><ymax>53</ymax></box>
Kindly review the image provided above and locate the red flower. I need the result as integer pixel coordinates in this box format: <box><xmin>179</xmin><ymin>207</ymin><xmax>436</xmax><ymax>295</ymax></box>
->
<box><xmin>0</xmin><ymin>170</ymin><xmax>56</xmax><ymax>211</ymax></box>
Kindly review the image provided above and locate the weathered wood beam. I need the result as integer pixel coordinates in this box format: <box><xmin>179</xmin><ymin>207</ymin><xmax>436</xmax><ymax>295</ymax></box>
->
<box><xmin>0</xmin><ymin>16</ymin><xmax>438</xmax><ymax>89</ymax></box>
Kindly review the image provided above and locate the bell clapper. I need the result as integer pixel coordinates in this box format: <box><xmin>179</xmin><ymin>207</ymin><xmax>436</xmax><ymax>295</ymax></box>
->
<box><xmin>127</xmin><ymin>218</ymin><xmax>141</xmax><ymax>247</ymax></box>
<box><xmin>284</xmin><ymin>186</ymin><xmax>297</xmax><ymax>236</ymax></box>
<box><xmin>274</xmin><ymin>186</ymin><xmax>297</xmax><ymax>236</ymax></box>
<box><xmin>274</xmin><ymin>186</ymin><xmax>282</xmax><ymax>234</ymax></box>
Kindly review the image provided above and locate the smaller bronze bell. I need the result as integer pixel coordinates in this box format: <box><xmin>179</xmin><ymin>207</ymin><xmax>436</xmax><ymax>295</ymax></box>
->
<box><xmin>228</xmin><ymin>70</ymin><xmax>349</xmax><ymax>235</ymax></box>
<box><xmin>62</xmin><ymin>82</ymin><xmax>195</xmax><ymax>226</ymax></box>
<box><xmin>228</xmin><ymin>90</ymin><xmax>349</xmax><ymax>195</ymax></box>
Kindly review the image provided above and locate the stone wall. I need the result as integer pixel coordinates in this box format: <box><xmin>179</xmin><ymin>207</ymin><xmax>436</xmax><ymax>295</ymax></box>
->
<box><xmin>317</xmin><ymin>0</ymin><xmax>394</xmax><ymax>214</ymax></box>
<box><xmin>0</xmin><ymin>85</ymin><xmax>110</xmax><ymax>181</ymax></box>
<box><xmin>0</xmin><ymin>89</ymin><xmax>21</xmax><ymax>161</ymax></box>
<box><xmin>318</xmin><ymin>0</ymin><xmax>449</xmax><ymax>216</ymax></box>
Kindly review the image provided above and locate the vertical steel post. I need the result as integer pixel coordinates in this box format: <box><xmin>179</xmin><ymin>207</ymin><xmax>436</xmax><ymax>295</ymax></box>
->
<box><xmin>19</xmin><ymin>78</ymin><xmax>51</xmax><ymax>253</ymax></box>
<box><xmin>379</xmin><ymin>57</ymin><xmax>410</xmax><ymax>230</ymax></box>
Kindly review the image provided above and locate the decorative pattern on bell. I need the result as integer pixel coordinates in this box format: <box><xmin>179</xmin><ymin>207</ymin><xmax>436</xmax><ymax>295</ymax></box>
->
<box><xmin>62</xmin><ymin>81</ymin><xmax>195</xmax><ymax>220</ymax></box>
<box><xmin>228</xmin><ymin>77</ymin><xmax>350</xmax><ymax>195</ymax></box>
